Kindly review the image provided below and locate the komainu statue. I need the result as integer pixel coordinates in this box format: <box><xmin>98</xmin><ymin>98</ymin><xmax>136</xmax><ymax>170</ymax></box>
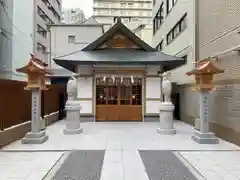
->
<box><xmin>67</xmin><ymin>75</ymin><xmax>77</xmax><ymax>100</ymax></box>
<box><xmin>161</xmin><ymin>71</ymin><xmax>172</xmax><ymax>103</ymax></box>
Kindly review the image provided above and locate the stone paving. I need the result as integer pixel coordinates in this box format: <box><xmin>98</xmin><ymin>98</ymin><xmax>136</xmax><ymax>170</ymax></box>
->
<box><xmin>0</xmin><ymin>120</ymin><xmax>240</xmax><ymax>180</ymax></box>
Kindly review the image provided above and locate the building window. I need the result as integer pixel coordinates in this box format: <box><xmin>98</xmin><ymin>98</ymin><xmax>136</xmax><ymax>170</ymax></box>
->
<box><xmin>156</xmin><ymin>40</ymin><xmax>164</xmax><ymax>51</ymax></box>
<box><xmin>37</xmin><ymin>6</ymin><xmax>54</xmax><ymax>25</ymax></box>
<box><xmin>37</xmin><ymin>25</ymin><xmax>47</xmax><ymax>37</ymax></box>
<box><xmin>153</xmin><ymin>3</ymin><xmax>164</xmax><ymax>35</ymax></box>
<box><xmin>68</xmin><ymin>36</ymin><xmax>75</xmax><ymax>43</ymax></box>
<box><xmin>120</xmin><ymin>2</ymin><xmax>126</xmax><ymax>7</ymax></box>
<box><xmin>166</xmin><ymin>13</ymin><xmax>187</xmax><ymax>44</ymax></box>
<box><xmin>128</xmin><ymin>2</ymin><xmax>133</xmax><ymax>7</ymax></box>
<box><xmin>42</xmin><ymin>0</ymin><xmax>61</xmax><ymax>22</ymax></box>
<box><xmin>167</xmin><ymin>0</ymin><xmax>178</xmax><ymax>14</ymax></box>
<box><xmin>37</xmin><ymin>43</ymin><xmax>47</xmax><ymax>53</ymax></box>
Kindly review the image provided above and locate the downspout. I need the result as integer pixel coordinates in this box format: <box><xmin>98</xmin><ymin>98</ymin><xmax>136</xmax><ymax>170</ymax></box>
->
<box><xmin>32</xmin><ymin>0</ymin><xmax>37</xmax><ymax>55</ymax></box>
<box><xmin>0</xmin><ymin>1</ymin><xmax>2</xmax><ymax>77</ymax></box>
<box><xmin>194</xmin><ymin>0</ymin><xmax>199</xmax><ymax>66</ymax></box>
<box><xmin>48</xmin><ymin>26</ymin><xmax>52</xmax><ymax>67</ymax></box>
<box><xmin>194</xmin><ymin>0</ymin><xmax>200</xmax><ymax>129</ymax></box>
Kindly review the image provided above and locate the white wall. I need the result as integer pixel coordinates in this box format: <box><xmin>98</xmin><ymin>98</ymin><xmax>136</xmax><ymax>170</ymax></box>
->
<box><xmin>145</xmin><ymin>77</ymin><xmax>161</xmax><ymax>114</ymax></box>
<box><xmin>77</xmin><ymin>77</ymin><xmax>93</xmax><ymax>99</ymax></box>
<box><xmin>12</xmin><ymin>0</ymin><xmax>34</xmax><ymax>81</ymax></box>
<box><xmin>76</xmin><ymin>65</ymin><xmax>93</xmax><ymax>114</ymax></box>
<box><xmin>50</xmin><ymin>25</ymin><xmax>103</xmax><ymax>68</ymax></box>
<box><xmin>77</xmin><ymin>77</ymin><xmax>93</xmax><ymax>114</ymax></box>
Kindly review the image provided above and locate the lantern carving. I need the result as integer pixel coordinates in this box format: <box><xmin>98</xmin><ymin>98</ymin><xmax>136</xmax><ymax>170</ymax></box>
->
<box><xmin>186</xmin><ymin>58</ymin><xmax>224</xmax><ymax>92</ymax></box>
<box><xmin>16</xmin><ymin>54</ymin><xmax>52</xmax><ymax>90</ymax></box>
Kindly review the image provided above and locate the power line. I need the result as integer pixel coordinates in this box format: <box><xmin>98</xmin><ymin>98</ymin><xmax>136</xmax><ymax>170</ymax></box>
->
<box><xmin>1</xmin><ymin>27</ymin><xmax>32</xmax><ymax>55</ymax></box>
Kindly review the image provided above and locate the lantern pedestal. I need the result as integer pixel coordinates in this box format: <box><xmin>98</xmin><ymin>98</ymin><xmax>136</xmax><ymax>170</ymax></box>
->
<box><xmin>63</xmin><ymin>101</ymin><xmax>83</xmax><ymax>135</ymax></box>
<box><xmin>192</xmin><ymin>89</ymin><xmax>218</xmax><ymax>144</ymax></box>
<box><xmin>192</xmin><ymin>131</ymin><xmax>218</xmax><ymax>144</ymax></box>
<box><xmin>157</xmin><ymin>102</ymin><xmax>176</xmax><ymax>135</ymax></box>
<box><xmin>22</xmin><ymin>88</ymin><xmax>49</xmax><ymax>144</ymax></box>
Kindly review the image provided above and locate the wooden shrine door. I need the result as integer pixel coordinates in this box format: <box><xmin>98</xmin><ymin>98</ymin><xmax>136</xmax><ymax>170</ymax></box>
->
<box><xmin>96</xmin><ymin>77</ymin><xmax>142</xmax><ymax>121</ymax></box>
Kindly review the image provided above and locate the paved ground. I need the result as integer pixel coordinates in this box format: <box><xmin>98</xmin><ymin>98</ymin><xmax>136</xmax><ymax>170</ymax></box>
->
<box><xmin>0</xmin><ymin>120</ymin><xmax>240</xmax><ymax>180</ymax></box>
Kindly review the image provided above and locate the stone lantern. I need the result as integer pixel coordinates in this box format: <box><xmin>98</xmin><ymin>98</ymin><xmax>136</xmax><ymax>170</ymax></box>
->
<box><xmin>16</xmin><ymin>54</ymin><xmax>52</xmax><ymax>144</ymax></box>
<box><xmin>186</xmin><ymin>58</ymin><xmax>224</xmax><ymax>144</ymax></box>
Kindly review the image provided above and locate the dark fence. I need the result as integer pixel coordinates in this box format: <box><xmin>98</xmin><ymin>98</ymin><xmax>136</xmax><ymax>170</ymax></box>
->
<box><xmin>0</xmin><ymin>79</ymin><xmax>66</xmax><ymax>130</ymax></box>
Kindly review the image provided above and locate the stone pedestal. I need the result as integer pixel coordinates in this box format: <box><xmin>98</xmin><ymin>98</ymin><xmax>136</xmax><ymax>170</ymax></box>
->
<box><xmin>192</xmin><ymin>89</ymin><xmax>219</xmax><ymax>144</ymax></box>
<box><xmin>192</xmin><ymin>131</ymin><xmax>218</xmax><ymax>144</ymax></box>
<box><xmin>157</xmin><ymin>102</ymin><xmax>176</xmax><ymax>134</ymax></box>
<box><xmin>63</xmin><ymin>103</ymin><xmax>82</xmax><ymax>135</ymax></box>
<box><xmin>22</xmin><ymin>88</ymin><xmax>48</xmax><ymax>144</ymax></box>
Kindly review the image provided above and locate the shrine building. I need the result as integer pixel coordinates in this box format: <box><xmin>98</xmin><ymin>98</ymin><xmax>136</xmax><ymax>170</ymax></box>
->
<box><xmin>53</xmin><ymin>19</ymin><xmax>185</xmax><ymax>122</ymax></box>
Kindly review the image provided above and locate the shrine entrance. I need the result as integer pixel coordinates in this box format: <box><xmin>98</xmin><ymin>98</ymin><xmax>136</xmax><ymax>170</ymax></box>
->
<box><xmin>95</xmin><ymin>77</ymin><xmax>142</xmax><ymax>121</ymax></box>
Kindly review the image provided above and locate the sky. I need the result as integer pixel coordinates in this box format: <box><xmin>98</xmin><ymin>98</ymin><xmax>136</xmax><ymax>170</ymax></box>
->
<box><xmin>62</xmin><ymin>0</ymin><xmax>93</xmax><ymax>18</ymax></box>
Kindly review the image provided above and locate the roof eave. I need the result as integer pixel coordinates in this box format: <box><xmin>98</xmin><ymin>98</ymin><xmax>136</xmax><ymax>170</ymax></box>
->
<box><xmin>54</xmin><ymin>59</ymin><xmax>186</xmax><ymax>72</ymax></box>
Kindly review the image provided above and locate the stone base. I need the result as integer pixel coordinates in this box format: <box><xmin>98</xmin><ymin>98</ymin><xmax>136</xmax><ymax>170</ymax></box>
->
<box><xmin>63</xmin><ymin>128</ymin><xmax>83</xmax><ymax>135</ymax></box>
<box><xmin>192</xmin><ymin>130</ymin><xmax>219</xmax><ymax>144</ymax></box>
<box><xmin>157</xmin><ymin>128</ymin><xmax>176</xmax><ymax>135</ymax></box>
<box><xmin>22</xmin><ymin>131</ymin><xmax>49</xmax><ymax>144</ymax></box>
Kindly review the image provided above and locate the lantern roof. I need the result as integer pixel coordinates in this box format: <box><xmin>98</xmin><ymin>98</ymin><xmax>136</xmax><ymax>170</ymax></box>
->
<box><xmin>186</xmin><ymin>58</ymin><xmax>224</xmax><ymax>76</ymax></box>
<box><xmin>16</xmin><ymin>54</ymin><xmax>53</xmax><ymax>75</ymax></box>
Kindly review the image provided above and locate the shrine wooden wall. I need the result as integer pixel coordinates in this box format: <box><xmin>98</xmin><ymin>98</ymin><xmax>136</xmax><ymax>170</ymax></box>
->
<box><xmin>0</xmin><ymin>79</ymin><xmax>66</xmax><ymax>130</ymax></box>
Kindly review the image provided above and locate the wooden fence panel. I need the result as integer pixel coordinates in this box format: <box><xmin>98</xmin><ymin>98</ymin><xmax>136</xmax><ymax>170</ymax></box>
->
<box><xmin>0</xmin><ymin>79</ymin><xmax>65</xmax><ymax>130</ymax></box>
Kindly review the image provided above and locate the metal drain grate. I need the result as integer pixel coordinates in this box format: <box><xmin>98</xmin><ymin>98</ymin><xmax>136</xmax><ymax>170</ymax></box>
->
<box><xmin>52</xmin><ymin>150</ymin><xmax>105</xmax><ymax>180</ymax></box>
<box><xmin>139</xmin><ymin>150</ymin><xmax>198</xmax><ymax>180</ymax></box>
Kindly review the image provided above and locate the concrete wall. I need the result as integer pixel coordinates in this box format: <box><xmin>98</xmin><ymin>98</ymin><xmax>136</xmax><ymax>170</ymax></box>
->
<box><xmin>11</xmin><ymin>0</ymin><xmax>33</xmax><ymax>81</ymax></box>
<box><xmin>0</xmin><ymin>0</ymin><xmax>13</xmax><ymax>79</ymax></box>
<box><xmin>0</xmin><ymin>112</ymin><xmax>59</xmax><ymax>148</ymax></box>
<box><xmin>137</xmin><ymin>25</ymin><xmax>153</xmax><ymax>46</ymax></box>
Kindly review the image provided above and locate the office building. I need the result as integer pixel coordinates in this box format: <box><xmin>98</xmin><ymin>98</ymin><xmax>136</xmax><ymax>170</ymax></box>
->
<box><xmin>10</xmin><ymin>0</ymin><xmax>62</xmax><ymax>80</ymax></box>
<box><xmin>61</xmin><ymin>8</ymin><xmax>86</xmax><ymax>24</ymax></box>
<box><xmin>93</xmin><ymin>0</ymin><xmax>153</xmax><ymax>44</ymax></box>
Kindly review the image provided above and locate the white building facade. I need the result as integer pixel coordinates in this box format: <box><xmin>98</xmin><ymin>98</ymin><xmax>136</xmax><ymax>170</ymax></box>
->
<box><xmin>61</xmin><ymin>8</ymin><xmax>86</xmax><ymax>24</ymax></box>
<box><xmin>152</xmin><ymin>0</ymin><xmax>195</xmax><ymax>85</ymax></box>
<box><xmin>93</xmin><ymin>0</ymin><xmax>153</xmax><ymax>45</ymax></box>
<box><xmin>10</xmin><ymin>0</ymin><xmax>62</xmax><ymax>81</ymax></box>
<box><xmin>49</xmin><ymin>17</ymin><xmax>104</xmax><ymax>69</ymax></box>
